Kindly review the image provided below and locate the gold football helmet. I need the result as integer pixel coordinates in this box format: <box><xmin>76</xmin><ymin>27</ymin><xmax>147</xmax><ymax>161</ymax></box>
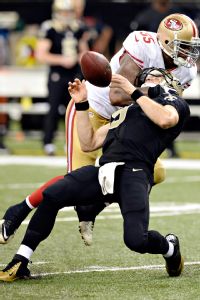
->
<box><xmin>52</xmin><ymin>0</ymin><xmax>77</xmax><ymax>29</ymax></box>
<box><xmin>52</xmin><ymin>0</ymin><xmax>74</xmax><ymax>11</ymax></box>
<box><xmin>157</xmin><ymin>13</ymin><xmax>200</xmax><ymax>68</ymax></box>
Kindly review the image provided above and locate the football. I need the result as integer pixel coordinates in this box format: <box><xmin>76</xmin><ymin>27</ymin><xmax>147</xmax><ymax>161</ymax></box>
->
<box><xmin>80</xmin><ymin>51</ymin><xmax>112</xmax><ymax>87</ymax></box>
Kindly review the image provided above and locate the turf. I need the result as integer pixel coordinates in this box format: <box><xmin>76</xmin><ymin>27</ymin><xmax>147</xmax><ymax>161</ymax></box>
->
<box><xmin>0</xmin><ymin>164</ymin><xmax>200</xmax><ymax>299</ymax></box>
<box><xmin>4</xmin><ymin>129</ymin><xmax>200</xmax><ymax>158</ymax></box>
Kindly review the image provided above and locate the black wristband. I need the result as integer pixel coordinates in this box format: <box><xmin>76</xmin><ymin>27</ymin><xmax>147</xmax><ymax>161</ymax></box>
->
<box><xmin>75</xmin><ymin>101</ymin><xmax>89</xmax><ymax>111</ymax></box>
<box><xmin>131</xmin><ymin>89</ymin><xmax>144</xmax><ymax>101</ymax></box>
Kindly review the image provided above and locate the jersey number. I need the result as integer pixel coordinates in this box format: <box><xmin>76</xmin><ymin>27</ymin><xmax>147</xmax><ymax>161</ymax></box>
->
<box><xmin>137</xmin><ymin>32</ymin><xmax>155</xmax><ymax>44</ymax></box>
<box><xmin>110</xmin><ymin>107</ymin><xmax>129</xmax><ymax>129</ymax></box>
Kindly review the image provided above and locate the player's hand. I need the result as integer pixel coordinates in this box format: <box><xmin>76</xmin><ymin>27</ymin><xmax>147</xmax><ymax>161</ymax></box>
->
<box><xmin>110</xmin><ymin>74</ymin><xmax>136</xmax><ymax>95</ymax></box>
<box><xmin>68</xmin><ymin>79</ymin><xmax>87</xmax><ymax>103</ymax></box>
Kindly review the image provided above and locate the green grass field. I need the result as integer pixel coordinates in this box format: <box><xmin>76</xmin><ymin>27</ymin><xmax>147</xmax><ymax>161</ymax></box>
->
<box><xmin>0</xmin><ymin>162</ymin><xmax>200</xmax><ymax>299</ymax></box>
<box><xmin>3</xmin><ymin>127</ymin><xmax>200</xmax><ymax>159</ymax></box>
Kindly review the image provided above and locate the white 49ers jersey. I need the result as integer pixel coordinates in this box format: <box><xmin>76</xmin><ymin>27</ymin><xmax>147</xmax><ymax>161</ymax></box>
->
<box><xmin>87</xmin><ymin>31</ymin><xmax>197</xmax><ymax>119</ymax></box>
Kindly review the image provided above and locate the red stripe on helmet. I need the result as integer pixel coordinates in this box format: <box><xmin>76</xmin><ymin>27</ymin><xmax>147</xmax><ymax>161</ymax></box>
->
<box><xmin>179</xmin><ymin>14</ymin><xmax>199</xmax><ymax>37</ymax></box>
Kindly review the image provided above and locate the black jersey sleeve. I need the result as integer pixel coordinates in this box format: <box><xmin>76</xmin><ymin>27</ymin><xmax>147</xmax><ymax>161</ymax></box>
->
<box><xmin>156</xmin><ymin>91</ymin><xmax>190</xmax><ymax>123</ymax></box>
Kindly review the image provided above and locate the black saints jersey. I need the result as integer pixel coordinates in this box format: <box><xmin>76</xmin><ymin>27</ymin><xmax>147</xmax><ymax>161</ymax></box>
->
<box><xmin>38</xmin><ymin>19</ymin><xmax>88</xmax><ymax>74</ymax></box>
<box><xmin>99</xmin><ymin>90</ymin><xmax>190</xmax><ymax>174</ymax></box>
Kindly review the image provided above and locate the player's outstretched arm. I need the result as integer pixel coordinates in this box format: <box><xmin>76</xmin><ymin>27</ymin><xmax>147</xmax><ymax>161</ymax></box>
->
<box><xmin>111</xmin><ymin>74</ymin><xmax>179</xmax><ymax>129</ymax></box>
<box><xmin>109</xmin><ymin>53</ymin><xmax>141</xmax><ymax>106</ymax></box>
<box><xmin>68</xmin><ymin>79</ymin><xmax>109</xmax><ymax>152</ymax></box>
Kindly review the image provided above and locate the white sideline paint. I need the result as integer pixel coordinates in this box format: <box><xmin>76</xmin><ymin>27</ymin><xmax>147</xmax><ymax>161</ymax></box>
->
<box><xmin>1</xmin><ymin>156</ymin><xmax>200</xmax><ymax>169</ymax></box>
<box><xmin>0</xmin><ymin>261</ymin><xmax>199</xmax><ymax>276</ymax></box>
<box><xmin>60</xmin><ymin>203</ymin><xmax>200</xmax><ymax>214</ymax></box>
<box><xmin>19</xmin><ymin>203</ymin><xmax>200</xmax><ymax>225</ymax></box>
<box><xmin>32</xmin><ymin>261</ymin><xmax>200</xmax><ymax>277</ymax></box>
<box><xmin>0</xmin><ymin>156</ymin><xmax>67</xmax><ymax>167</ymax></box>
<box><xmin>0</xmin><ymin>183</ymin><xmax>42</xmax><ymax>190</ymax></box>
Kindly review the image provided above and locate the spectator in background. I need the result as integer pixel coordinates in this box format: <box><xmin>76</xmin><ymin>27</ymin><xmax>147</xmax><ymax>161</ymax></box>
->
<box><xmin>0</xmin><ymin>30</ymin><xmax>9</xmax><ymax>154</ymax></box>
<box><xmin>75</xmin><ymin>0</ymin><xmax>115</xmax><ymax>59</ymax></box>
<box><xmin>130</xmin><ymin>0</ymin><xmax>183</xmax><ymax>32</ymax></box>
<box><xmin>35</xmin><ymin>0</ymin><xmax>89</xmax><ymax>156</ymax></box>
<box><xmin>83</xmin><ymin>16</ymin><xmax>114</xmax><ymax>60</ymax></box>
<box><xmin>0</xmin><ymin>12</ymin><xmax>19</xmax><ymax>154</ymax></box>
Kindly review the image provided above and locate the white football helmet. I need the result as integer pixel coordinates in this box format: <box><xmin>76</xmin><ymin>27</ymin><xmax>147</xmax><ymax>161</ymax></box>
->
<box><xmin>157</xmin><ymin>13</ymin><xmax>200</xmax><ymax>68</ymax></box>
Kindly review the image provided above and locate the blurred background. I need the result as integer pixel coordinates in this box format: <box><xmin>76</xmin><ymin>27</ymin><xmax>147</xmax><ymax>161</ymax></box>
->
<box><xmin>0</xmin><ymin>0</ymin><xmax>200</xmax><ymax>157</ymax></box>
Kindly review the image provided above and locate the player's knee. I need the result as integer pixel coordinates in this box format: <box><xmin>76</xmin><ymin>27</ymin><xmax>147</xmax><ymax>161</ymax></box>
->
<box><xmin>153</xmin><ymin>166</ymin><xmax>166</xmax><ymax>184</ymax></box>
<box><xmin>124</xmin><ymin>231</ymin><xmax>147</xmax><ymax>254</ymax></box>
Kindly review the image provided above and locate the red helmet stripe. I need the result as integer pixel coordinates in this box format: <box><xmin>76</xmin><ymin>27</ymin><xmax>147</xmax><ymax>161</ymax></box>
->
<box><xmin>189</xmin><ymin>18</ymin><xmax>199</xmax><ymax>37</ymax></box>
<box><xmin>179</xmin><ymin>13</ymin><xmax>199</xmax><ymax>37</ymax></box>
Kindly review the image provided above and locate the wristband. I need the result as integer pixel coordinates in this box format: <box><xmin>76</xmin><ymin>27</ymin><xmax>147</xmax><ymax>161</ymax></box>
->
<box><xmin>75</xmin><ymin>101</ymin><xmax>89</xmax><ymax>111</ymax></box>
<box><xmin>131</xmin><ymin>89</ymin><xmax>144</xmax><ymax>101</ymax></box>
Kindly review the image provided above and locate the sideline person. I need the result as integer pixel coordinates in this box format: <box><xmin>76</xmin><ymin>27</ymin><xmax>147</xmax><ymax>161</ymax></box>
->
<box><xmin>36</xmin><ymin>0</ymin><xmax>89</xmax><ymax>155</ymax></box>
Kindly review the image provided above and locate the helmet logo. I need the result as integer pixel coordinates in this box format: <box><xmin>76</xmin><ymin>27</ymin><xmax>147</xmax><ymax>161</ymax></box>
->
<box><xmin>164</xmin><ymin>18</ymin><xmax>183</xmax><ymax>31</ymax></box>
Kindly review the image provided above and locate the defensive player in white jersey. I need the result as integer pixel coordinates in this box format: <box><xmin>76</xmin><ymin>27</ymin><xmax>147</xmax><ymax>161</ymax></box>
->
<box><xmin>0</xmin><ymin>13</ymin><xmax>200</xmax><ymax>246</ymax></box>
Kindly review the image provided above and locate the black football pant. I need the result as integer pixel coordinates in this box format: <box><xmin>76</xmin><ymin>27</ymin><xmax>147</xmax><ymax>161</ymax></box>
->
<box><xmin>43</xmin><ymin>69</ymin><xmax>82</xmax><ymax>145</ymax></box>
<box><xmin>21</xmin><ymin>165</ymin><xmax>169</xmax><ymax>255</ymax></box>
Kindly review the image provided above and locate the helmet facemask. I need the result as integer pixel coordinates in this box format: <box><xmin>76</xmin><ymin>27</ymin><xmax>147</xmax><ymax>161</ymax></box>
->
<box><xmin>165</xmin><ymin>34</ymin><xmax>200</xmax><ymax>68</ymax></box>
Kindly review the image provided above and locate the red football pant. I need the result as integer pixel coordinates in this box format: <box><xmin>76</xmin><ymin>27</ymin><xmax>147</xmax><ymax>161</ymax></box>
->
<box><xmin>28</xmin><ymin>175</ymin><xmax>64</xmax><ymax>207</ymax></box>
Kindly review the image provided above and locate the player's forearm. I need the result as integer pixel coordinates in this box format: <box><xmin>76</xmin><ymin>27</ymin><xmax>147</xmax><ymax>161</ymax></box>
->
<box><xmin>109</xmin><ymin>88</ymin><xmax>133</xmax><ymax>106</ymax></box>
<box><xmin>36</xmin><ymin>52</ymin><xmax>77</xmax><ymax>68</ymax></box>
<box><xmin>36</xmin><ymin>51</ymin><xmax>62</xmax><ymax>65</ymax></box>
<box><xmin>136</xmin><ymin>95</ymin><xmax>178</xmax><ymax>129</ymax></box>
<box><xmin>76</xmin><ymin>111</ymin><xmax>100</xmax><ymax>152</ymax></box>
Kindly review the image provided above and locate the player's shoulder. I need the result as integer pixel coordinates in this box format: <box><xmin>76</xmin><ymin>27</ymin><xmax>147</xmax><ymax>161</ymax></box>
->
<box><xmin>38</xmin><ymin>19</ymin><xmax>54</xmax><ymax>37</ymax></box>
<box><xmin>125</xmin><ymin>30</ymin><xmax>157</xmax><ymax>44</ymax></box>
<box><xmin>187</xmin><ymin>64</ymin><xmax>197</xmax><ymax>80</ymax></box>
<box><xmin>173</xmin><ymin>64</ymin><xmax>197</xmax><ymax>90</ymax></box>
<box><xmin>40</xmin><ymin>20</ymin><xmax>53</xmax><ymax>31</ymax></box>
<box><xmin>123</xmin><ymin>30</ymin><xmax>159</xmax><ymax>60</ymax></box>
<box><xmin>179</xmin><ymin>64</ymin><xmax>197</xmax><ymax>77</ymax></box>
<box><xmin>163</xmin><ymin>90</ymin><xmax>190</xmax><ymax>116</ymax></box>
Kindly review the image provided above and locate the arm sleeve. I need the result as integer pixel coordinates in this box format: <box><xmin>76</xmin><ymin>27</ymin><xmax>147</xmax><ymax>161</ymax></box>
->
<box><xmin>157</xmin><ymin>93</ymin><xmax>190</xmax><ymax>122</ymax></box>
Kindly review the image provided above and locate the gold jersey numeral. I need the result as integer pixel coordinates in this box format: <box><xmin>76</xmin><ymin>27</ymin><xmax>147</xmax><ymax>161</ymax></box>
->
<box><xmin>110</xmin><ymin>107</ymin><xmax>129</xmax><ymax>129</ymax></box>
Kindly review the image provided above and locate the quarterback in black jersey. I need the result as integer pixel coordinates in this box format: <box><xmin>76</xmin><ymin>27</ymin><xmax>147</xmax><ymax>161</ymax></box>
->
<box><xmin>0</xmin><ymin>68</ymin><xmax>189</xmax><ymax>281</ymax></box>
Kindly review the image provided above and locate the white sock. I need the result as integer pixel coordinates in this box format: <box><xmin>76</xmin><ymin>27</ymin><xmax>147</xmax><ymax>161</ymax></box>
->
<box><xmin>163</xmin><ymin>241</ymin><xmax>174</xmax><ymax>258</ymax></box>
<box><xmin>26</xmin><ymin>196</ymin><xmax>35</xmax><ymax>209</ymax></box>
<box><xmin>3</xmin><ymin>226</ymin><xmax>9</xmax><ymax>239</ymax></box>
<box><xmin>17</xmin><ymin>244</ymin><xmax>33</xmax><ymax>260</ymax></box>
